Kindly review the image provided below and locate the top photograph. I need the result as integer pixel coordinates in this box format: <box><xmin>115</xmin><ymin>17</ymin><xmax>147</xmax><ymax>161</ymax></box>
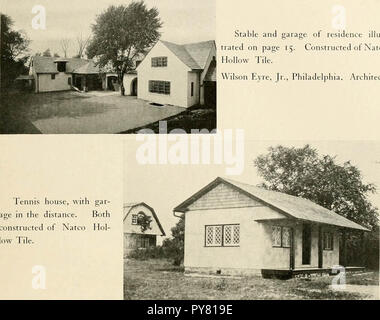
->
<box><xmin>0</xmin><ymin>0</ymin><xmax>216</xmax><ymax>134</ymax></box>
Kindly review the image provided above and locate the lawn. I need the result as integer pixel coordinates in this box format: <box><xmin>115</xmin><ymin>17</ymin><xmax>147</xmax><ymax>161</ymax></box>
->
<box><xmin>124</xmin><ymin>258</ymin><xmax>379</xmax><ymax>300</ymax></box>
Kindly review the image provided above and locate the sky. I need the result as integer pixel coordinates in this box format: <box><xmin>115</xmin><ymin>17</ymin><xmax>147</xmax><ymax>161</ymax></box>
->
<box><xmin>2</xmin><ymin>0</ymin><xmax>216</xmax><ymax>57</ymax></box>
<box><xmin>124</xmin><ymin>140</ymin><xmax>380</xmax><ymax>239</ymax></box>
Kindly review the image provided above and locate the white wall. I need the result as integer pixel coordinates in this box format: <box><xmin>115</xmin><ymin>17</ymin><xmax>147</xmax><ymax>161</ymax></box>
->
<box><xmin>37</xmin><ymin>73</ymin><xmax>71</xmax><ymax>93</ymax></box>
<box><xmin>184</xmin><ymin>206</ymin><xmax>340</xmax><ymax>272</ymax></box>
<box><xmin>123</xmin><ymin>74</ymin><xmax>137</xmax><ymax>95</ymax></box>
<box><xmin>123</xmin><ymin>204</ymin><xmax>163</xmax><ymax>236</ymax></box>
<box><xmin>322</xmin><ymin>226</ymin><xmax>340</xmax><ymax>267</ymax></box>
<box><xmin>261</xmin><ymin>220</ymin><xmax>295</xmax><ymax>269</ymax></box>
<box><xmin>137</xmin><ymin>41</ymin><xmax>191</xmax><ymax>107</ymax></box>
<box><xmin>184</xmin><ymin>207</ymin><xmax>265</xmax><ymax>271</ymax></box>
<box><xmin>187</xmin><ymin>72</ymin><xmax>200</xmax><ymax>107</ymax></box>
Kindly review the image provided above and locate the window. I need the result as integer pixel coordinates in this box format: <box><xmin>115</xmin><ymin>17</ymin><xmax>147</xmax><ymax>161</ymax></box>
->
<box><xmin>282</xmin><ymin>227</ymin><xmax>291</xmax><ymax>248</ymax></box>
<box><xmin>323</xmin><ymin>232</ymin><xmax>334</xmax><ymax>250</ymax></box>
<box><xmin>136</xmin><ymin>235</ymin><xmax>151</xmax><ymax>249</ymax></box>
<box><xmin>57</xmin><ymin>62</ymin><xmax>66</xmax><ymax>72</ymax></box>
<box><xmin>272</xmin><ymin>226</ymin><xmax>282</xmax><ymax>247</ymax></box>
<box><xmin>151</xmin><ymin>57</ymin><xmax>167</xmax><ymax>67</ymax></box>
<box><xmin>149</xmin><ymin>80</ymin><xmax>170</xmax><ymax>95</ymax></box>
<box><xmin>205</xmin><ymin>224</ymin><xmax>240</xmax><ymax>247</ymax></box>
<box><xmin>272</xmin><ymin>226</ymin><xmax>292</xmax><ymax>248</ymax></box>
<box><xmin>191</xmin><ymin>82</ymin><xmax>194</xmax><ymax>97</ymax></box>
<box><xmin>131</xmin><ymin>214</ymin><xmax>138</xmax><ymax>225</ymax></box>
<box><xmin>68</xmin><ymin>77</ymin><xmax>71</xmax><ymax>85</ymax></box>
<box><xmin>51</xmin><ymin>74</ymin><xmax>55</xmax><ymax>80</ymax></box>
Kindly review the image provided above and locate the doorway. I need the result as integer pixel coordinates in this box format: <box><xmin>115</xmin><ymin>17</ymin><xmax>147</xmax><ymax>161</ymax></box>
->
<box><xmin>204</xmin><ymin>81</ymin><xmax>216</xmax><ymax>107</ymax></box>
<box><xmin>302</xmin><ymin>224</ymin><xmax>312</xmax><ymax>265</ymax></box>
<box><xmin>131</xmin><ymin>78</ymin><xmax>138</xmax><ymax>96</ymax></box>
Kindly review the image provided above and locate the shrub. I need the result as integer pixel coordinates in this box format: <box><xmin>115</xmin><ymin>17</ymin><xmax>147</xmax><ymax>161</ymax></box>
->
<box><xmin>128</xmin><ymin>246</ymin><xmax>163</xmax><ymax>260</ymax></box>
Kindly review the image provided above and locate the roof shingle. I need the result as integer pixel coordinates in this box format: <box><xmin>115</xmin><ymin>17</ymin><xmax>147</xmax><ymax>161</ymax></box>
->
<box><xmin>174</xmin><ymin>177</ymin><xmax>369</xmax><ymax>231</ymax></box>
<box><xmin>31</xmin><ymin>56</ymin><xmax>100</xmax><ymax>74</ymax></box>
<box><xmin>160</xmin><ymin>40</ymin><xmax>215</xmax><ymax>70</ymax></box>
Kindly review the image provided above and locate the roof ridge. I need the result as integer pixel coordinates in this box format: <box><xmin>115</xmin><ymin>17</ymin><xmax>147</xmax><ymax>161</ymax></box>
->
<box><xmin>222</xmin><ymin>177</ymin><xmax>316</xmax><ymax>202</ymax></box>
<box><xmin>175</xmin><ymin>176</ymin><xmax>369</xmax><ymax>231</ymax></box>
<box><xmin>160</xmin><ymin>40</ymin><xmax>204</xmax><ymax>69</ymax></box>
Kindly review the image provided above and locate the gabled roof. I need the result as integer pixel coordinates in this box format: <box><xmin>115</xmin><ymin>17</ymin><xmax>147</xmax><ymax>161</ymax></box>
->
<box><xmin>160</xmin><ymin>40</ymin><xmax>216</xmax><ymax>70</ymax></box>
<box><xmin>31</xmin><ymin>56</ymin><xmax>100</xmax><ymax>74</ymax></box>
<box><xmin>73</xmin><ymin>61</ymin><xmax>100</xmax><ymax>74</ymax></box>
<box><xmin>174</xmin><ymin>177</ymin><xmax>369</xmax><ymax>231</ymax></box>
<box><xmin>124</xmin><ymin>202</ymin><xmax>166</xmax><ymax>236</ymax></box>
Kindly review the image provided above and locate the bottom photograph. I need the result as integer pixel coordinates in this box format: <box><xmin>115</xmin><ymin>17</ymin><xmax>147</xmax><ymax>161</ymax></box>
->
<box><xmin>123</xmin><ymin>140</ymin><xmax>379</xmax><ymax>300</ymax></box>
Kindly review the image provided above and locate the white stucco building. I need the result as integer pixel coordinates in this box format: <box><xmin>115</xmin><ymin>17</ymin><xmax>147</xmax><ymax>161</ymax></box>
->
<box><xmin>123</xmin><ymin>40</ymin><xmax>216</xmax><ymax>108</ymax></box>
<box><xmin>173</xmin><ymin>177</ymin><xmax>368</xmax><ymax>278</ymax></box>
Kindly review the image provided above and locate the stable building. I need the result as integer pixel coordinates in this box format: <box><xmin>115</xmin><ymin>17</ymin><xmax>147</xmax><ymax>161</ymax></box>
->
<box><xmin>29</xmin><ymin>56</ymin><xmax>107</xmax><ymax>93</ymax></box>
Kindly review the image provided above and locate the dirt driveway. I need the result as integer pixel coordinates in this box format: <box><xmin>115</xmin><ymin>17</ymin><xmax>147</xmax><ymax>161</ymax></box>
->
<box><xmin>29</xmin><ymin>91</ymin><xmax>185</xmax><ymax>134</ymax></box>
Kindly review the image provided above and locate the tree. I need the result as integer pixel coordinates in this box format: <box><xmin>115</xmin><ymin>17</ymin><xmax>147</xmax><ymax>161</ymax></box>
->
<box><xmin>76</xmin><ymin>34</ymin><xmax>90</xmax><ymax>59</ymax></box>
<box><xmin>254</xmin><ymin>145</ymin><xmax>378</xmax><ymax>229</ymax></box>
<box><xmin>60</xmin><ymin>38</ymin><xmax>70</xmax><ymax>58</ymax></box>
<box><xmin>42</xmin><ymin>48</ymin><xmax>52</xmax><ymax>57</ymax></box>
<box><xmin>254</xmin><ymin>145</ymin><xmax>379</xmax><ymax>268</ymax></box>
<box><xmin>162</xmin><ymin>215</ymin><xmax>185</xmax><ymax>265</ymax></box>
<box><xmin>136</xmin><ymin>212</ymin><xmax>152</xmax><ymax>233</ymax></box>
<box><xmin>87</xmin><ymin>1</ymin><xmax>162</xmax><ymax>95</ymax></box>
<box><xmin>53</xmin><ymin>53</ymin><xmax>60</xmax><ymax>57</ymax></box>
<box><xmin>0</xmin><ymin>13</ymin><xmax>30</xmax><ymax>88</ymax></box>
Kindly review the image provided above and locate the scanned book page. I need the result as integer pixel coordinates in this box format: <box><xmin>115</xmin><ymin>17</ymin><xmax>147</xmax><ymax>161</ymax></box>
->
<box><xmin>0</xmin><ymin>0</ymin><xmax>379</xmax><ymax>301</ymax></box>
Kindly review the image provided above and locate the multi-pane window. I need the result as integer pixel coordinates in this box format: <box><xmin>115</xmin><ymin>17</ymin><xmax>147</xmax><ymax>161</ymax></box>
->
<box><xmin>323</xmin><ymin>232</ymin><xmax>334</xmax><ymax>250</ymax></box>
<box><xmin>205</xmin><ymin>224</ymin><xmax>240</xmax><ymax>247</ymax></box>
<box><xmin>151</xmin><ymin>57</ymin><xmax>168</xmax><ymax>67</ymax></box>
<box><xmin>272</xmin><ymin>226</ymin><xmax>291</xmax><ymax>248</ymax></box>
<box><xmin>282</xmin><ymin>227</ymin><xmax>291</xmax><ymax>248</ymax></box>
<box><xmin>149</xmin><ymin>80</ymin><xmax>170</xmax><ymax>95</ymax></box>
<box><xmin>132</xmin><ymin>234</ymin><xmax>155</xmax><ymax>249</ymax></box>
<box><xmin>131</xmin><ymin>214</ymin><xmax>138</xmax><ymax>225</ymax></box>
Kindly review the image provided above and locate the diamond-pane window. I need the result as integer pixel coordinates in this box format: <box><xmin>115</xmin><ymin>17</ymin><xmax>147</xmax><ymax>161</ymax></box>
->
<box><xmin>232</xmin><ymin>225</ymin><xmax>240</xmax><ymax>245</ymax></box>
<box><xmin>282</xmin><ymin>227</ymin><xmax>291</xmax><ymax>248</ymax></box>
<box><xmin>224</xmin><ymin>225</ymin><xmax>232</xmax><ymax>245</ymax></box>
<box><xmin>205</xmin><ymin>224</ymin><xmax>240</xmax><ymax>247</ymax></box>
<box><xmin>206</xmin><ymin>226</ymin><xmax>214</xmax><ymax>246</ymax></box>
<box><xmin>272</xmin><ymin>226</ymin><xmax>282</xmax><ymax>247</ymax></box>
<box><xmin>214</xmin><ymin>226</ymin><xmax>222</xmax><ymax>245</ymax></box>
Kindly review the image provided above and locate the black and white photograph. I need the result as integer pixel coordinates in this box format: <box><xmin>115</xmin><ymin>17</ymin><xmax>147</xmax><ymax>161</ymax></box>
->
<box><xmin>124</xmin><ymin>140</ymin><xmax>379</xmax><ymax>300</ymax></box>
<box><xmin>0</xmin><ymin>0</ymin><xmax>216</xmax><ymax>134</ymax></box>
<box><xmin>1</xmin><ymin>0</ymin><xmax>380</xmax><ymax>307</ymax></box>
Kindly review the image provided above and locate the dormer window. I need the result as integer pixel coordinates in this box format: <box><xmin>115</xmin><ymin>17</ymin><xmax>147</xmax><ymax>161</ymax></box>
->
<box><xmin>57</xmin><ymin>62</ymin><xmax>67</xmax><ymax>72</ymax></box>
<box><xmin>152</xmin><ymin>57</ymin><xmax>167</xmax><ymax>67</ymax></box>
<box><xmin>54</xmin><ymin>59</ymin><xmax>68</xmax><ymax>72</ymax></box>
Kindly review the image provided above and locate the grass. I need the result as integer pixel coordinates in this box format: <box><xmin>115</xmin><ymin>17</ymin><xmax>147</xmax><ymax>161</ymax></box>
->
<box><xmin>124</xmin><ymin>258</ymin><xmax>379</xmax><ymax>300</ymax></box>
<box><xmin>120</xmin><ymin>105</ymin><xmax>216</xmax><ymax>134</ymax></box>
